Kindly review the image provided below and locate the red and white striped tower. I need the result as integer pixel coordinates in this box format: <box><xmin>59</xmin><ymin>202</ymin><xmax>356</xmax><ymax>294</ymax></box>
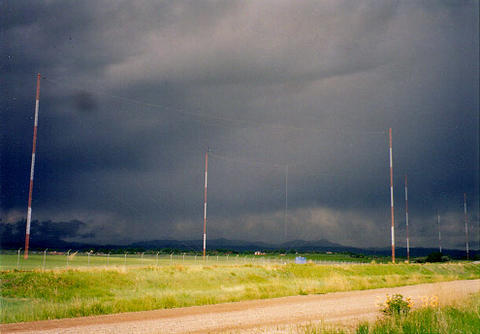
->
<box><xmin>464</xmin><ymin>193</ymin><xmax>469</xmax><ymax>259</ymax></box>
<box><xmin>24</xmin><ymin>73</ymin><xmax>41</xmax><ymax>259</ymax></box>
<box><xmin>284</xmin><ymin>164</ymin><xmax>288</xmax><ymax>242</ymax></box>
<box><xmin>437</xmin><ymin>213</ymin><xmax>442</xmax><ymax>253</ymax></box>
<box><xmin>389</xmin><ymin>128</ymin><xmax>395</xmax><ymax>263</ymax></box>
<box><xmin>203</xmin><ymin>150</ymin><xmax>208</xmax><ymax>258</ymax></box>
<box><xmin>404</xmin><ymin>175</ymin><xmax>410</xmax><ymax>262</ymax></box>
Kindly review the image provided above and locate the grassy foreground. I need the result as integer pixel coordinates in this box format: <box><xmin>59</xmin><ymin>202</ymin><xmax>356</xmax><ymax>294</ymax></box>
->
<box><xmin>300</xmin><ymin>292</ymin><xmax>480</xmax><ymax>334</ymax></box>
<box><xmin>359</xmin><ymin>293</ymin><xmax>480</xmax><ymax>334</ymax></box>
<box><xmin>1</xmin><ymin>262</ymin><xmax>479</xmax><ymax>323</ymax></box>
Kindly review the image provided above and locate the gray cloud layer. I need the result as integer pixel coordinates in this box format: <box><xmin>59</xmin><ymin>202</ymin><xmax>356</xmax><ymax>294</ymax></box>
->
<box><xmin>1</xmin><ymin>0</ymin><xmax>479</xmax><ymax>249</ymax></box>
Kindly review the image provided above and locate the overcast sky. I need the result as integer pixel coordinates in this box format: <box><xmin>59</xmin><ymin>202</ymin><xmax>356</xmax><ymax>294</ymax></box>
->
<box><xmin>1</xmin><ymin>0</ymin><xmax>479</xmax><ymax>249</ymax></box>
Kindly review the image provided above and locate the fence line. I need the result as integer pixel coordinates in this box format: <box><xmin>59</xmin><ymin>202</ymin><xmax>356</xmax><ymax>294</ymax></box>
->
<box><xmin>0</xmin><ymin>249</ymin><xmax>372</xmax><ymax>271</ymax></box>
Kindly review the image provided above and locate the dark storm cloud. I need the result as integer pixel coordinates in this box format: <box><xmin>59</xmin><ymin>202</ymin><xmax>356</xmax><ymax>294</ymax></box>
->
<box><xmin>0</xmin><ymin>219</ymin><xmax>92</xmax><ymax>249</ymax></box>
<box><xmin>1</xmin><ymin>0</ymin><xmax>479</xmax><ymax>249</ymax></box>
<box><xmin>72</xmin><ymin>91</ymin><xmax>97</xmax><ymax>113</ymax></box>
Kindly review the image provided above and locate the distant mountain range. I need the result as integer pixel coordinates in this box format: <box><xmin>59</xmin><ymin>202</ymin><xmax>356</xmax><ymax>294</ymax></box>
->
<box><xmin>3</xmin><ymin>220</ymin><xmax>477</xmax><ymax>258</ymax></box>
<box><xmin>129</xmin><ymin>238</ymin><xmax>477</xmax><ymax>258</ymax></box>
<box><xmin>130</xmin><ymin>238</ymin><xmax>350</xmax><ymax>252</ymax></box>
<box><xmin>2</xmin><ymin>235</ymin><xmax>477</xmax><ymax>259</ymax></box>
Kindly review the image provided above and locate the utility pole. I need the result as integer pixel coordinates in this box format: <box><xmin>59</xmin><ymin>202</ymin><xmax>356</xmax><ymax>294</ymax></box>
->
<box><xmin>24</xmin><ymin>73</ymin><xmax>41</xmax><ymax>259</ymax></box>
<box><xmin>389</xmin><ymin>128</ymin><xmax>395</xmax><ymax>263</ymax></box>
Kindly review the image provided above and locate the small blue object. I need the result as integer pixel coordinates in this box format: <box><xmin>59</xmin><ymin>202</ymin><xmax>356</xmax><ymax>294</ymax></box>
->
<box><xmin>295</xmin><ymin>256</ymin><xmax>307</xmax><ymax>264</ymax></box>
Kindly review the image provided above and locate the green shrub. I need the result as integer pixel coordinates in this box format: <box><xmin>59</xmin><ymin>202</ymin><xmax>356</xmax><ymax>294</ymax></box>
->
<box><xmin>382</xmin><ymin>294</ymin><xmax>411</xmax><ymax>316</ymax></box>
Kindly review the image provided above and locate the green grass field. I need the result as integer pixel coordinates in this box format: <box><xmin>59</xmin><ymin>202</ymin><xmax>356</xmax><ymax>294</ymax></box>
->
<box><xmin>0</xmin><ymin>251</ymin><xmax>388</xmax><ymax>271</ymax></box>
<box><xmin>1</xmin><ymin>262</ymin><xmax>479</xmax><ymax>323</ymax></box>
<box><xmin>300</xmin><ymin>292</ymin><xmax>480</xmax><ymax>333</ymax></box>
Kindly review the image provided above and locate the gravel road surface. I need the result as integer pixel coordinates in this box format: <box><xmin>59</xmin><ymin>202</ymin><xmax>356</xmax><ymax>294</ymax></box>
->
<box><xmin>2</xmin><ymin>279</ymin><xmax>479</xmax><ymax>334</ymax></box>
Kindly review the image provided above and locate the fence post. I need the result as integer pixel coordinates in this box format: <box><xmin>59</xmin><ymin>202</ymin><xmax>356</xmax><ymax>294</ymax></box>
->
<box><xmin>141</xmin><ymin>252</ymin><xmax>144</xmax><ymax>265</ymax></box>
<box><xmin>42</xmin><ymin>249</ymin><xmax>47</xmax><ymax>270</ymax></box>
<box><xmin>17</xmin><ymin>248</ymin><xmax>21</xmax><ymax>269</ymax></box>
<box><xmin>156</xmin><ymin>252</ymin><xmax>159</xmax><ymax>266</ymax></box>
<box><xmin>183</xmin><ymin>253</ymin><xmax>185</xmax><ymax>262</ymax></box>
<box><xmin>88</xmin><ymin>251</ymin><xmax>91</xmax><ymax>266</ymax></box>
<box><xmin>124</xmin><ymin>252</ymin><xmax>127</xmax><ymax>266</ymax></box>
<box><xmin>66</xmin><ymin>249</ymin><xmax>71</xmax><ymax>268</ymax></box>
<box><xmin>170</xmin><ymin>253</ymin><xmax>173</xmax><ymax>264</ymax></box>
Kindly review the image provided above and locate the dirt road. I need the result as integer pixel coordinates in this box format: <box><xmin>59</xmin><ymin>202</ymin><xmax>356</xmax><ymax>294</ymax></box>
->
<box><xmin>2</xmin><ymin>279</ymin><xmax>479</xmax><ymax>334</ymax></box>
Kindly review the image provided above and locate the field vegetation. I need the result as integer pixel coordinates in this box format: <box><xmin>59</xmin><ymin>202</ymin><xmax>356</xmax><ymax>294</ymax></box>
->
<box><xmin>1</xmin><ymin>261</ymin><xmax>479</xmax><ymax>323</ymax></box>
<box><xmin>299</xmin><ymin>292</ymin><xmax>480</xmax><ymax>333</ymax></box>
<box><xmin>0</xmin><ymin>251</ymin><xmax>390</xmax><ymax>271</ymax></box>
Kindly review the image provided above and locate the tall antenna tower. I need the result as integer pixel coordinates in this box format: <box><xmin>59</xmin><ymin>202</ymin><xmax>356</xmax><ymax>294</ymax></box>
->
<box><xmin>389</xmin><ymin>128</ymin><xmax>395</xmax><ymax>263</ymax></box>
<box><xmin>464</xmin><ymin>193</ymin><xmax>469</xmax><ymax>259</ymax></box>
<box><xmin>404</xmin><ymin>175</ymin><xmax>410</xmax><ymax>262</ymax></box>
<box><xmin>284</xmin><ymin>164</ymin><xmax>288</xmax><ymax>242</ymax></box>
<box><xmin>24</xmin><ymin>73</ymin><xmax>41</xmax><ymax>259</ymax></box>
<box><xmin>203</xmin><ymin>150</ymin><xmax>208</xmax><ymax>258</ymax></box>
<box><xmin>437</xmin><ymin>212</ymin><xmax>442</xmax><ymax>253</ymax></box>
